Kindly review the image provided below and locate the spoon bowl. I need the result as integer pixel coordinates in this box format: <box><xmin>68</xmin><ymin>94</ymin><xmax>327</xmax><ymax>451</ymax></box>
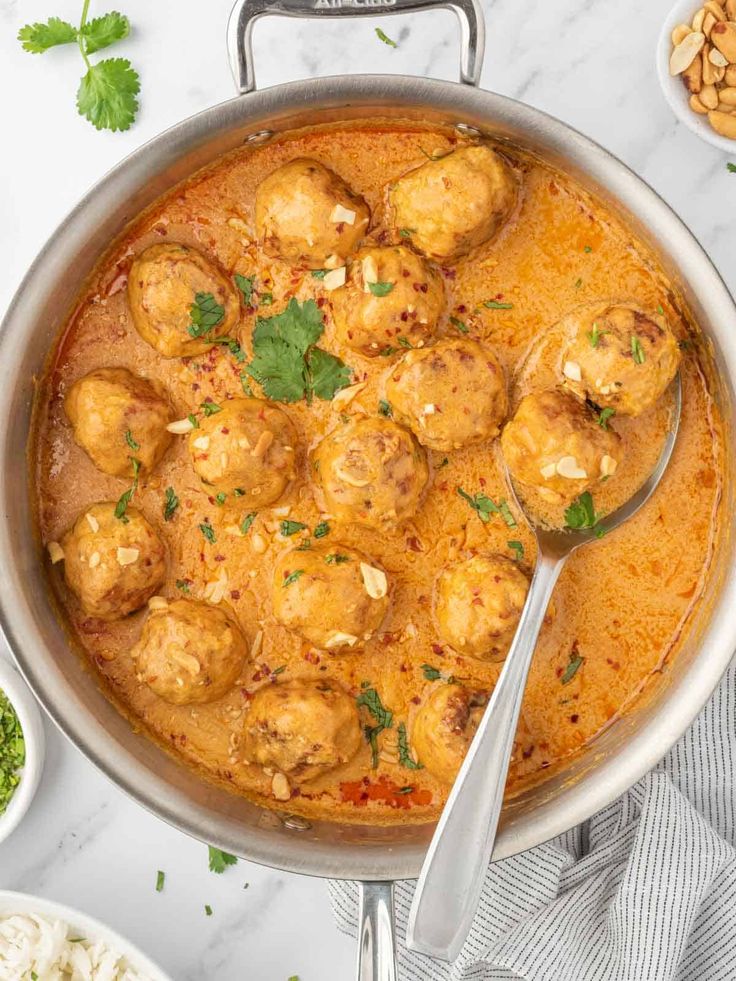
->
<box><xmin>406</xmin><ymin>375</ymin><xmax>683</xmax><ymax>962</ymax></box>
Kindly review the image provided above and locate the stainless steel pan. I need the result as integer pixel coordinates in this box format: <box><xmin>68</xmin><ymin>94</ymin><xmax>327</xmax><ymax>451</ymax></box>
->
<box><xmin>2</xmin><ymin>1</ymin><xmax>735</xmax><ymax>978</ymax></box>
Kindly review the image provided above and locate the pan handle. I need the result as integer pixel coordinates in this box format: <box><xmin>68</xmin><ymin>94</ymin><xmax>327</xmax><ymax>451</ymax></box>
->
<box><xmin>227</xmin><ymin>0</ymin><xmax>485</xmax><ymax>93</ymax></box>
<box><xmin>357</xmin><ymin>881</ymin><xmax>398</xmax><ymax>981</ymax></box>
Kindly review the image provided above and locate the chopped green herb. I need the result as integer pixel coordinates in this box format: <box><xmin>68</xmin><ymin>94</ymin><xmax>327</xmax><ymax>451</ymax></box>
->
<box><xmin>199</xmin><ymin>520</ymin><xmax>216</xmax><ymax>544</ymax></box>
<box><xmin>457</xmin><ymin>487</ymin><xmax>514</xmax><ymax>526</ymax></box>
<box><xmin>0</xmin><ymin>689</ymin><xmax>25</xmax><ymax>816</ymax></box>
<box><xmin>597</xmin><ymin>407</ymin><xmax>616</xmax><ymax>430</ymax></box>
<box><xmin>421</xmin><ymin>664</ymin><xmax>442</xmax><ymax>681</ymax></box>
<box><xmin>368</xmin><ymin>281</ymin><xmax>395</xmax><ymax>297</ymax></box>
<box><xmin>397</xmin><ymin>786</ymin><xmax>413</xmax><ymax>795</ymax></box>
<box><xmin>208</xmin><ymin>846</ymin><xmax>238</xmax><ymax>874</ymax></box>
<box><xmin>397</xmin><ymin>336</ymin><xmax>413</xmax><ymax>349</ymax></box>
<box><xmin>125</xmin><ymin>429</ymin><xmax>140</xmax><ymax>451</ymax></box>
<box><xmin>325</xmin><ymin>553</ymin><xmax>350</xmax><ymax>565</ymax></box>
<box><xmin>213</xmin><ymin>336</ymin><xmax>247</xmax><ymax>362</ymax></box>
<box><xmin>240</xmin><ymin>512</ymin><xmax>257</xmax><ymax>536</ymax></box>
<box><xmin>631</xmin><ymin>335</ymin><xmax>646</xmax><ymax>364</ymax></box>
<box><xmin>282</xmin><ymin>569</ymin><xmax>304</xmax><ymax>587</ymax></box>
<box><xmin>240</xmin><ymin>372</ymin><xmax>254</xmax><ymax>397</ymax></box>
<box><xmin>375</xmin><ymin>26</ymin><xmax>397</xmax><ymax>47</ymax></box>
<box><xmin>163</xmin><ymin>486</ymin><xmax>179</xmax><ymax>522</ymax></box>
<box><xmin>296</xmin><ymin>539</ymin><xmax>312</xmax><ymax>551</ymax></box>
<box><xmin>115</xmin><ymin>457</ymin><xmax>141</xmax><ymax>523</ymax></box>
<box><xmin>397</xmin><ymin>722</ymin><xmax>423</xmax><ymax>770</ymax></box>
<box><xmin>234</xmin><ymin>273</ymin><xmax>255</xmax><ymax>306</ymax></box>
<box><xmin>259</xmin><ymin>292</ymin><xmax>274</xmax><ymax>307</ymax></box>
<box><xmin>188</xmin><ymin>292</ymin><xmax>225</xmax><ymax>339</ymax></box>
<box><xmin>398</xmin><ymin>228</ymin><xmax>415</xmax><ymax>238</ymax></box>
<box><xmin>311</xmin><ymin>269</ymin><xmax>328</xmax><ymax>280</ymax></box>
<box><xmin>379</xmin><ymin>346</ymin><xmax>397</xmax><ymax>357</ymax></box>
<box><xmin>155</xmin><ymin>870</ymin><xmax>165</xmax><ymax>893</ymax></box>
<box><xmin>205</xmin><ymin>904</ymin><xmax>213</xmax><ymax>917</ymax></box>
<box><xmin>437</xmin><ymin>456</ymin><xmax>449</xmax><ymax>469</ymax></box>
<box><xmin>247</xmin><ymin>298</ymin><xmax>350</xmax><ymax>403</ymax></box>
<box><xmin>187</xmin><ymin>413</ymin><xmax>199</xmax><ymax>429</ymax></box>
<box><xmin>574</xmin><ymin>278</ymin><xmax>583</xmax><ymax>289</ymax></box>
<box><xmin>233</xmin><ymin>488</ymin><xmax>245</xmax><ymax>497</ymax></box>
<box><xmin>588</xmin><ymin>322</ymin><xmax>608</xmax><ymax>347</ymax></box>
<box><xmin>378</xmin><ymin>399</ymin><xmax>393</xmax><ymax>418</ymax></box>
<box><xmin>357</xmin><ymin>685</ymin><xmax>393</xmax><ymax>768</ymax></box>
<box><xmin>215</xmin><ymin>492</ymin><xmax>227</xmax><ymax>506</ymax></box>
<box><xmin>727</xmin><ymin>163</ymin><xmax>736</xmax><ymax>173</ymax></box>
<box><xmin>507</xmin><ymin>540</ymin><xmax>524</xmax><ymax>561</ymax></box>
<box><xmin>201</xmin><ymin>400</ymin><xmax>221</xmax><ymax>416</ymax></box>
<box><xmin>657</xmin><ymin>304</ymin><xmax>665</xmax><ymax>315</ymax></box>
<box><xmin>564</xmin><ymin>491</ymin><xmax>605</xmax><ymax>537</ymax></box>
<box><xmin>280</xmin><ymin>520</ymin><xmax>307</xmax><ymax>537</ymax></box>
<box><xmin>584</xmin><ymin>245</ymin><xmax>593</xmax><ymax>253</ymax></box>
<box><xmin>561</xmin><ymin>650</ymin><xmax>585</xmax><ymax>685</ymax></box>
<box><xmin>313</xmin><ymin>520</ymin><xmax>330</xmax><ymax>539</ymax></box>
<box><xmin>484</xmin><ymin>300</ymin><xmax>513</xmax><ymax>310</ymax></box>
<box><xmin>19</xmin><ymin>9</ymin><xmax>140</xmax><ymax>133</ymax></box>
<box><xmin>272</xmin><ymin>665</ymin><xmax>287</xmax><ymax>675</ymax></box>
<box><xmin>450</xmin><ymin>316</ymin><xmax>469</xmax><ymax>334</ymax></box>
<box><xmin>175</xmin><ymin>579</ymin><xmax>190</xmax><ymax>593</ymax></box>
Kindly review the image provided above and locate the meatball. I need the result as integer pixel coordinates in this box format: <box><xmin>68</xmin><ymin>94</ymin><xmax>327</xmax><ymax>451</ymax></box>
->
<box><xmin>330</xmin><ymin>246</ymin><xmax>445</xmax><ymax>356</ymax></box>
<box><xmin>312</xmin><ymin>417</ymin><xmax>429</xmax><ymax>531</ymax></box>
<box><xmin>60</xmin><ymin>504</ymin><xmax>166</xmax><ymax>620</ymax></box>
<box><xmin>272</xmin><ymin>545</ymin><xmax>389</xmax><ymax>651</ymax></box>
<box><xmin>435</xmin><ymin>554</ymin><xmax>529</xmax><ymax>660</ymax></box>
<box><xmin>385</xmin><ymin>338</ymin><xmax>507</xmax><ymax>451</ymax></box>
<box><xmin>132</xmin><ymin>599</ymin><xmax>247</xmax><ymax>705</ymax></box>
<box><xmin>560</xmin><ymin>304</ymin><xmax>681</xmax><ymax>417</ymax></box>
<box><xmin>255</xmin><ymin>158</ymin><xmax>370</xmax><ymax>268</ymax></box>
<box><xmin>188</xmin><ymin>398</ymin><xmax>297</xmax><ymax>508</ymax></box>
<box><xmin>388</xmin><ymin>145</ymin><xmax>517</xmax><ymax>262</ymax></box>
<box><xmin>501</xmin><ymin>389</ymin><xmax>623</xmax><ymax>502</ymax></box>
<box><xmin>65</xmin><ymin>367</ymin><xmax>173</xmax><ymax>478</ymax></box>
<box><xmin>411</xmin><ymin>685</ymin><xmax>488</xmax><ymax>784</ymax></box>
<box><xmin>241</xmin><ymin>679</ymin><xmax>362</xmax><ymax>783</ymax></box>
<box><xmin>127</xmin><ymin>243</ymin><xmax>240</xmax><ymax>358</ymax></box>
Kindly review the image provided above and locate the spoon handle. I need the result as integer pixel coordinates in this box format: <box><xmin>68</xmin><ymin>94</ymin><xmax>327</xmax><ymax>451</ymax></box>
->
<box><xmin>406</xmin><ymin>550</ymin><xmax>566</xmax><ymax>962</ymax></box>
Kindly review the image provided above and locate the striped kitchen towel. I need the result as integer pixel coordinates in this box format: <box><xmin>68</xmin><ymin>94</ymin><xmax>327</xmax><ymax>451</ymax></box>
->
<box><xmin>329</xmin><ymin>658</ymin><xmax>736</xmax><ymax>980</ymax></box>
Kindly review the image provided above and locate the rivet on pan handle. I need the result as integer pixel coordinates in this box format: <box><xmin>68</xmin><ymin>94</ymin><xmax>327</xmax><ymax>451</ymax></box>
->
<box><xmin>227</xmin><ymin>0</ymin><xmax>486</xmax><ymax>94</ymax></box>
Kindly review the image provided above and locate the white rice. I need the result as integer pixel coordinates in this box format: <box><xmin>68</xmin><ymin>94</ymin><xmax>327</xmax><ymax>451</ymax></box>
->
<box><xmin>0</xmin><ymin>912</ymin><xmax>153</xmax><ymax>980</ymax></box>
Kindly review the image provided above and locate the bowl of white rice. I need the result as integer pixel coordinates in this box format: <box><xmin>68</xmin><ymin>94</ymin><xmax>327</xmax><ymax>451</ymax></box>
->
<box><xmin>0</xmin><ymin>891</ymin><xmax>171</xmax><ymax>981</ymax></box>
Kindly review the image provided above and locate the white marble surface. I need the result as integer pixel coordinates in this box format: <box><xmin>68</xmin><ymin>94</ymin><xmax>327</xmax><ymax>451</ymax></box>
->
<box><xmin>0</xmin><ymin>0</ymin><xmax>734</xmax><ymax>978</ymax></box>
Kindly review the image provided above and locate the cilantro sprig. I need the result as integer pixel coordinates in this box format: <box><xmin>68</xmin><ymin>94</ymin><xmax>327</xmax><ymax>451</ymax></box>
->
<box><xmin>357</xmin><ymin>683</ymin><xmax>393</xmax><ymax>769</ymax></box>
<box><xmin>208</xmin><ymin>846</ymin><xmax>238</xmax><ymax>874</ymax></box>
<box><xmin>19</xmin><ymin>3</ymin><xmax>141</xmax><ymax>132</ymax></box>
<box><xmin>564</xmin><ymin>491</ymin><xmax>605</xmax><ymax>537</ymax></box>
<box><xmin>457</xmin><ymin>487</ymin><xmax>516</xmax><ymax>527</ymax></box>
<box><xmin>245</xmin><ymin>298</ymin><xmax>351</xmax><ymax>403</ymax></box>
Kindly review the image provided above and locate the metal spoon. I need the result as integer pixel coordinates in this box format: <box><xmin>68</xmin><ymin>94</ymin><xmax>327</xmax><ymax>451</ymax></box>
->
<box><xmin>406</xmin><ymin>376</ymin><xmax>682</xmax><ymax>962</ymax></box>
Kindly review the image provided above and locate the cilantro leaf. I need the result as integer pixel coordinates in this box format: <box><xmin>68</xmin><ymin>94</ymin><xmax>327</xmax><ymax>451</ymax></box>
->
<box><xmin>76</xmin><ymin>57</ymin><xmax>140</xmax><ymax>132</ymax></box>
<box><xmin>356</xmin><ymin>684</ymin><xmax>393</xmax><ymax>768</ymax></box>
<box><xmin>631</xmin><ymin>335</ymin><xmax>646</xmax><ymax>364</ymax></box>
<box><xmin>248</xmin><ymin>336</ymin><xmax>307</xmax><ymax>403</ymax></box>
<box><xmin>188</xmin><ymin>292</ymin><xmax>225</xmax><ymax>338</ymax></box>
<box><xmin>281</xmin><ymin>520</ymin><xmax>307</xmax><ymax>536</ymax></box>
<box><xmin>397</xmin><ymin>722</ymin><xmax>423</xmax><ymax>770</ymax></box>
<box><xmin>163</xmin><ymin>486</ymin><xmax>179</xmax><ymax>522</ymax></box>
<box><xmin>125</xmin><ymin>429</ymin><xmax>139</xmax><ymax>451</ymax></box>
<box><xmin>325</xmin><ymin>552</ymin><xmax>349</xmax><ymax>564</ymax></box>
<box><xmin>282</xmin><ymin>569</ymin><xmax>304</xmax><ymax>587</ymax></box>
<box><xmin>306</xmin><ymin>347</ymin><xmax>351</xmax><ymax>402</ymax></box>
<box><xmin>155</xmin><ymin>870</ymin><xmax>165</xmax><ymax>893</ymax></box>
<box><xmin>201</xmin><ymin>400</ymin><xmax>222</xmax><ymax>416</ymax></box>
<box><xmin>254</xmin><ymin>298</ymin><xmax>323</xmax><ymax>355</ymax></box>
<box><xmin>368</xmin><ymin>281</ymin><xmax>395</xmax><ymax>297</ymax></box>
<box><xmin>484</xmin><ymin>300</ymin><xmax>513</xmax><ymax>310</ymax></box>
<box><xmin>457</xmin><ymin>487</ymin><xmax>515</xmax><ymax>526</ymax></box>
<box><xmin>313</xmin><ymin>520</ymin><xmax>330</xmax><ymax>539</ymax></box>
<box><xmin>561</xmin><ymin>649</ymin><xmax>585</xmax><ymax>685</ymax></box>
<box><xmin>115</xmin><ymin>457</ymin><xmax>140</xmax><ymax>522</ymax></box>
<box><xmin>564</xmin><ymin>491</ymin><xmax>605</xmax><ymax>536</ymax></box>
<box><xmin>234</xmin><ymin>273</ymin><xmax>255</xmax><ymax>307</ymax></box>
<box><xmin>199</xmin><ymin>520</ymin><xmax>216</xmax><ymax>544</ymax></box>
<box><xmin>597</xmin><ymin>407</ymin><xmax>615</xmax><ymax>430</ymax></box>
<box><xmin>208</xmin><ymin>846</ymin><xmax>238</xmax><ymax>874</ymax></box>
<box><xmin>240</xmin><ymin>513</ymin><xmax>257</xmax><ymax>535</ymax></box>
<box><xmin>378</xmin><ymin>400</ymin><xmax>392</xmax><ymax>418</ymax></box>
<box><xmin>18</xmin><ymin>17</ymin><xmax>77</xmax><ymax>53</ymax></box>
<box><xmin>508</xmin><ymin>540</ymin><xmax>524</xmax><ymax>560</ymax></box>
<box><xmin>81</xmin><ymin>12</ymin><xmax>130</xmax><ymax>54</ymax></box>
<box><xmin>450</xmin><ymin>316</ymin><xmax>469</xmax><ymax>334</ymax></box>
<box><xmin>375</xmin><ymin>27</ymin><xmax>397</xmax><ymax>47</ymax></box>
<box><xmin>727</xmin><ymin>163</ymin><xmax>736</xmax><ymax>173</ymax></box>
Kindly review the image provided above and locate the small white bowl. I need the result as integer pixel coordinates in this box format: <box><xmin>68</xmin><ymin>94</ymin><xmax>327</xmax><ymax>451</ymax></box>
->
<box><xmin>657</xmin><ymin>0</ymin><xmax>736</xmax><ymax>153</ymax></box>
<box><xmin>0</xmin><ymin>890</ymin><xmax>172</xmax><ymax>980</ymax></box>
<box><xmin>0</xmin><ymin>659</ymin><xmax>45</xmax><ymax>844</ymax></box>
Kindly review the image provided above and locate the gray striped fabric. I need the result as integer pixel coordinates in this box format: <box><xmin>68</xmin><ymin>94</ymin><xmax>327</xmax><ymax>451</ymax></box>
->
<box><xmin>329</xmin><ymin>659</ymin><xmax>736</xmax><ymax>980</ymax></box>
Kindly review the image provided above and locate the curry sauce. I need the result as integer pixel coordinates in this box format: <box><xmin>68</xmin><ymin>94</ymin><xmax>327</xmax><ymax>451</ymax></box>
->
<box><xmin>33</xmin><ymin>122</ymin><xmax>723</xmax><ymax>824</ymax></box>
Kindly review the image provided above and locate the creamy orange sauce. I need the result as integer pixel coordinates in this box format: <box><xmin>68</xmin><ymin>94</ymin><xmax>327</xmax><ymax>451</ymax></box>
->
<box><xmin>33</xmin><ymin>122</ymin><xmax>723</xmax><ymax>825</ymax></box>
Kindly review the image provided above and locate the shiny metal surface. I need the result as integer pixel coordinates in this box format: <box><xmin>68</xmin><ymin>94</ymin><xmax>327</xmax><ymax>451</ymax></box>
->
<box><xmin>227</xmin><ymin>0</ymin><xmax>485</xmax><ymax>93</ymax></box>
<box><xmin>408</xmin><ymin>379</ymin><xmax>683</xmax><ymax>960</ymax></box>
<box><xmin>0</xmin><ymin>78</ymin><xmax>734</xmax><ymax>894</ymax></box>
<box><xmin>358</xmin><ymin>882</ymin><xmax>397</xmax><ymax>981</ymax></box>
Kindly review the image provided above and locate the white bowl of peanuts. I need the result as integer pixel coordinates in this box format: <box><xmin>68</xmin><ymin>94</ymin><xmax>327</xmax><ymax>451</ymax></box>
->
<box><xmin>658</xmin><ymin>0</ymin><xmax>736</xmax><ymax>150</ymax></box>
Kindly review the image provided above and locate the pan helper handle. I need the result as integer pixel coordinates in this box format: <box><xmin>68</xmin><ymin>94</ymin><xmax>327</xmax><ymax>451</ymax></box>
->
<box><xmin>227</xmin><ymin>0</ymin><xmax>485</xmax><ymax>92</ymax></box>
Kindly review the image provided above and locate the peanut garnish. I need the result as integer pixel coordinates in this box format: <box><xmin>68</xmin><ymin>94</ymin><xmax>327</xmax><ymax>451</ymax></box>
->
<box><xmin>670</xmin><ymin>7</ymin><xmax>736</xmax><ymax>138</ymax></box>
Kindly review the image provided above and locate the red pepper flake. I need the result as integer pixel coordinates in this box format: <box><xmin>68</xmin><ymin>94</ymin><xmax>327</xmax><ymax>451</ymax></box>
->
<box><xmin>230</xmin><ymin>589</ymin><xmax>241</xmax><ymax>600</ymax></box>
<box><xmin>340</xmin><ymin>776</ymin><xmax>432</xmax><ymax>809</ymax></box>
<box><xmin>406</xmin><ymin>537</ymin><xmax>422</xmax><ymax>552</ymax></box>
<box><xmin>214</xmin><ymin>554</ymin><xmax>226</xmax><ymax>562</ymax></box>
<box><xmin>431</xmin><ymin>643</ymin><xmax>443</xmax><ymax>655</ymax></box>
<box><xmin>570</xmin><ymin>714</ymin><xmax>579</xmax><ymax>723</ymax></box>
<box><xmin>522</xmin><ymin>745</ymin><xmax>535</xmax><ymax>759</ymax></box>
